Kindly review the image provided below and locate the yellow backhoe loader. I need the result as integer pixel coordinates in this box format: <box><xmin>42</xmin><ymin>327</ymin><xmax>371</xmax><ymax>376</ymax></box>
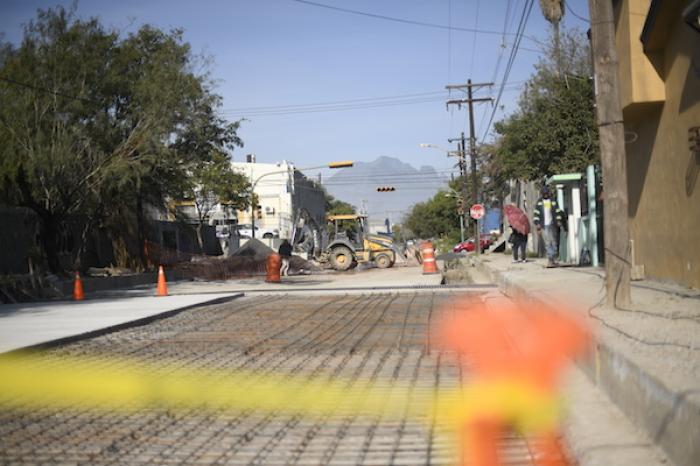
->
<box><xmin>323</xmin><ymin>214</ymin><xmax>397</xmax><ymax>271</ymax></box>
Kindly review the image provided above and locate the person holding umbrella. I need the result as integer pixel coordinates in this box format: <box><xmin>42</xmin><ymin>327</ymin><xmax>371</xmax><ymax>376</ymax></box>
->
<box><xmin>503</xmin><ymin>204</ymin><xmax>531</xmax><ymax>263</ymax></box>
<box><xmin>509</xmin><ymin>227</ymin><xmax>528</xmax><ymax>263</ymax></box>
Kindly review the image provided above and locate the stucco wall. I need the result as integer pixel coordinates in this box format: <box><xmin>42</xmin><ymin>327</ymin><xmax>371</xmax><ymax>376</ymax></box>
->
<box><xmin>623</xmin><ymin>15</ymin><xmax>700</xmax><ymax>288</ymax></box>
<box><xmin>615</xmin><ymin>0</ymin><xmax>666</xmax><ymax>109</ymax></box>
<box><xmin>232</xmin><ymin>161</ymin><xmax>295</xmax><ymax>237</ymax></box>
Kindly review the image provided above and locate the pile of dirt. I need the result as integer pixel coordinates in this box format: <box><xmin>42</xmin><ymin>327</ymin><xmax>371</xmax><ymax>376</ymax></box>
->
<box><xmin>176</xmin><ymin>256</ymin><xmax>267</xmax><ymax>280</ymax></box>
<box><xmin>231</xmin><ymin>238</ymin><xmax>275</xmax><ymax>260</ymax></box>
<box><xmin>289</xmin><ymin>255</ymin><xmax>323</xmax><ymax>273</ymax></box>
<box><xmin>176</xmin><ymin>239</ymin><xmax>322</xmax><ymax>280</ymax></box>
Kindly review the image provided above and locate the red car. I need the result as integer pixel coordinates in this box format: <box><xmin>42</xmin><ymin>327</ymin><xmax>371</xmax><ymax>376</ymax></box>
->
<box><xmin>453</xmin><ymin>235</ymin><xmax>492</xmax><ymax>253</ymax></box>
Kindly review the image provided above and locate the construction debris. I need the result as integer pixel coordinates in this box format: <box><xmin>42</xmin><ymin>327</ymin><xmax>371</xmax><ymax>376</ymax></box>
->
<box><xmin>231</xmin><ymin>238</ymin><xmax>275</xmax><ymax>260</ymax></box>
<box><xmin>176</xmin><ymin>239</ymin><xmax>322</xmax><ymax>280</ymax></box>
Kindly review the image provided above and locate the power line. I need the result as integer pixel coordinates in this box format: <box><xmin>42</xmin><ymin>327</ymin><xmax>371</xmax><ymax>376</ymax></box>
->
<box><xmin>220</xmin><ymin>96</ymin><xmax>446</xmax><ymax>117</ymax></box>
<box><xmin>479</xmin><ymin>0</ymin><xmax>535</xmax><ymax>143</ymax></box>
<box><xmin>222</xmin><ymin>81</ymin><xmax>527</xmax><ymax>118</ymax></box>
<box><xmin>315</xmin><ymin>170</ymin><xmax>458</xmax><ymax>179</ymax></box>
<box><xmin>263</xmin><ymin>174</ymin><xmax>458</xmax><ymax>184</ymax></box>
<box><xmin>478</xmin><ymin>0</ymin><xmax>516</xmax><ymax>136</ymax></box>
<box><xmin>253</xmin><ymin>173</ymin><xmax>459</xmax><ymax>185</ymax></box>
<box><xmin>447</xmin><ymin>0</ymin><xmax>453</xmax><ymax>84</ymax></box>
<box><xmin>278</xmin><ymin>167</ymin><xmax>460</xmax><ymax>177</ymax></box>
<box><xmin>447</xmin><ymin>0</ymin><xmax>456</xmax><ymax>142</ymax></box>
<box><xmin>220</xmin><ymin>90</ymin><xmax>446</xmax><ymax>112</ymax></box>
<box><xmin>288</xmin><ymin>0</ymin><xmax>546</xmax><ymax>47</ymax></box>
<box><xmin>257</xmin><ymin>179</ymin><xmax>452</xmax><ymax>188</ymax></box>
<box><xmin>566</xmin><ymin>2</ymin><xmax>590</xmax><ymax>22</ymax></box>
<box><xmin>468</xmin><ymin>0</ymin><xmax>481</xmax><ymax>77</ymax></box>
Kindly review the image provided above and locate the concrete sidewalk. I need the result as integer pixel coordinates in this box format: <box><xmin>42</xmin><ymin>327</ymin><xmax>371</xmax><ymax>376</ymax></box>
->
<box><xmin>115</xmin><ymin>264</ymin><xmax>447</xmax><ymax>296</ymax></box>
<box><xmin>478</xmin><ymin>253</ymin><xmax>700</xmax><ymax>466</ymax></box>
<box><xmin>0</xmin><ymin>293</ymin><xmax>241</xmax><ymax>353</ymax></box>
<box><xmin>0</xmin><ymin>265</ymin><xmax>445</xmax><ymax>355</ymax></box>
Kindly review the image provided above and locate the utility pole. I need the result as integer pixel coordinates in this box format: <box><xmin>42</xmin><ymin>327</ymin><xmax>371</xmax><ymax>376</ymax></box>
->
<box><xmin>448</xmin><ymin>133</ymin><xmax>467</xmax><ymax>178</ymax></box>
<box><xmin>446</xmin><ymin>80</ymin><xmax>493</xmax><ymax>254</ymax></box>
<box><xmin>448</xmin><ymin>132</ymin><xmax>468</xmax><ymax>243</ymax></box>
<box><xmin>588</xmin><ymin>0</ymin><xmax>631</xmax><ymax>307</ymax></box>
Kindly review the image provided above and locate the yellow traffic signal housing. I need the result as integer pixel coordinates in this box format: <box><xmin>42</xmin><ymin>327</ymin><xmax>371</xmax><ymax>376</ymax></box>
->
<box><xmin>457</xmin><ymin>198</ymin><xmax>466</xmax><ymax>214</ymax></box>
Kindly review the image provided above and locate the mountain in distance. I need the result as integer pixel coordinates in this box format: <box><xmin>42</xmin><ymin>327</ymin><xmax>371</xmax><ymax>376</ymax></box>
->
<box><xmin>323</xmin><ymin>156</ymin><xmax>449</xmax><ymax>223</ymax></box>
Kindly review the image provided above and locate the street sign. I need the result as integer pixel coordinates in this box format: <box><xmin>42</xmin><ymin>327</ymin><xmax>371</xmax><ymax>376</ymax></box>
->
<box><xmin>470</xmin><ymin>204</ymin><xmax>485</xmax><ymax>219</ymax></box>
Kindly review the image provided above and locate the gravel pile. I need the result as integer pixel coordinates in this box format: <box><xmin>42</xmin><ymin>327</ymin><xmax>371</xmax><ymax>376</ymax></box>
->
<box><xmin>177</xmin><ymin>239</ymin><xmax>321</xmax><ymax>279</ymax></box>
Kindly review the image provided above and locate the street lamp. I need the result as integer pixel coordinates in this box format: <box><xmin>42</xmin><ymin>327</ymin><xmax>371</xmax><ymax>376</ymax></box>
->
<box><xmin>420</xmin><ymin>142</ymin><xmax>481</xmax><ymax>254</ymax></box>
<box><xmin>444</xmin><ymin>189</ymin><xmax>466</xmax><ymax>242</ymax></box>
<box><xmin>249</xmin><ymin>161</ymin><xmax>353</xmax><ymax>238</ymax></box>
<box><xmin>422</xmin><ymin>142</ymin><xmax>472</xmax><ymax>248</ymax></box>
<box><xmin>419</xmin><ymin>143</ymin><xmax>461</xmax><ymax>158</ymax></box>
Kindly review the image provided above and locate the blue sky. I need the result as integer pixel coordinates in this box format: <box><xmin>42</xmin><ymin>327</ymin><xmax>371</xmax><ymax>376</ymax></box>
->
<box><xmin>0</xmin><ymin>0</ymin><xmax>591</xmax><ymax>182</ymax></box>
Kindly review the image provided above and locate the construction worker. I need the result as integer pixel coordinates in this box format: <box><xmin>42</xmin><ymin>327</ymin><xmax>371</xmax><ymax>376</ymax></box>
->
<box><xmin>533</xmin><ymin>186</ymin><xmax>566</xmax><ymax>268</ymax></box>
<box><xmin>278</xmin><ymin>239</ymin><xmax>293</xmax><ymax>276</ymax></box>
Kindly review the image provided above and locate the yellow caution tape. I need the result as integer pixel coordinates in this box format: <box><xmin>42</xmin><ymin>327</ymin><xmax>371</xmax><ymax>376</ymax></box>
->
<box><xmin>0</xmin><ymin>353</ymin><xmax>560</xmax><ymax>433</ymax></box>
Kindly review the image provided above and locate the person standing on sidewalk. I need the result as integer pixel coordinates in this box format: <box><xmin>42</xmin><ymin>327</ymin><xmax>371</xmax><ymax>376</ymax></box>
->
<box><xmin>509</xmin><ymin>227</ymin><xmax>528</xmax><ymax>263</ymax></box>
<box><xmin>278</xmin><ymin>239</ymin><xmax>293</xmax><ymax>276</ymax></box>
<box><xmin>533</xmin><ymin>186</ymin><xmax>566</xmax><ymax>268</ymax></box>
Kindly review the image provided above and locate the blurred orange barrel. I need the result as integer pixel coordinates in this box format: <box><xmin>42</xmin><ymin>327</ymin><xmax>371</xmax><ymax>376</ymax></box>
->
<box><xmin>265</xmin><ymin>253</ymin><xmax>282</xmax><ymax>283</ymax></box>
<box><xmin>421</xmin><ymin>241</ymin><xmax>439</xmax><ymax>275</ymax></box>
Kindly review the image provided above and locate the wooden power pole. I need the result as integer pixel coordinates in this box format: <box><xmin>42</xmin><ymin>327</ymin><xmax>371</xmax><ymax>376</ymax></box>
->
<box><xmin>446</xmin><ymin>80</ymin><xmax>493</xmax><ymax>254</ymax></box>
<box><xmin>448</xmin><ymin>132</ymin><xmax>468</xmax><ymax>232</ymax></box>
<box><xmin>588</xmin><ymin>0</ymin><xmax>631</xmax><ymax>307</ymax></box>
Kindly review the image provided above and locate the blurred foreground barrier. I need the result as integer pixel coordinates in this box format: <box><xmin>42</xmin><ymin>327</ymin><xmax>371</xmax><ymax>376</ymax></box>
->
<box><xmin>434</xmin><ymin>297</ymin><xmax>592</xmax><ymax>466</ymax></box>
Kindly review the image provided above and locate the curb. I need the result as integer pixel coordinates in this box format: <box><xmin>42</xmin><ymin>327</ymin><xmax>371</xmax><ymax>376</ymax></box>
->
<box><xmin>4</xmin><ymin>293</ymin><xmax>243</xmax><ymax>355</ymax></box>
<box><xmin>481</xmin><ymin>262</ymin><xmax>697</xmax><ymax>466</ymax></box>
<box><xmin>57</xmin><ymin>270</ymin><xmax>192</xmax><ymax>297</ymax></box>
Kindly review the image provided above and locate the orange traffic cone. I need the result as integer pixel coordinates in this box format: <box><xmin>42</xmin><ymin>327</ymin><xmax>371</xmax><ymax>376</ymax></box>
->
<box><xmin>421</xmin><ymin>241</ymin><xmax>439</xmax><ymax>274</ymax></box>
<box><xmin>156</xmin><ymin>265</ymin><xmax>168</xmax><ymax>297</ymax></box>
<box><xmin>265</xmin><ymin>253</ymin><xmax>282</xmax><ymax>283</ymax></box>
<box><xmin>73</xmin><ymin>271</ymin><xmax>85</xmax><ymax>301</ymax></box>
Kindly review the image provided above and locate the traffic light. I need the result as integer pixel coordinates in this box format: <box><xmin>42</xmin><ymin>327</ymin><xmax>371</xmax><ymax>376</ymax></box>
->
<box><xmin>256</xmin><ymin>205</ymin><xmax>262</xmax><ymax>220</ymax></box>
<box><xmin>457</xmin><ymin>198</ymin><xmax>466</xmax><ymax>214</ymax></box>
<box><xmin>376</xmin><ymin>186</ymin><xmax>396</xmax><ymax>192</ymax></box>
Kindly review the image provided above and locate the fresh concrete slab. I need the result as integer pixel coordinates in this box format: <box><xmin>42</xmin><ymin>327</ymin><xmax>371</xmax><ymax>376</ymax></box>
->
<box><xmin>0</xmin><ymin>293</ymin><xmax>240</xmax><ymax>353</ymax></box>
<box><xmin>162</xmin><ymin>264</ymin><xmax>448</xmax><ymax>294</ymax></box>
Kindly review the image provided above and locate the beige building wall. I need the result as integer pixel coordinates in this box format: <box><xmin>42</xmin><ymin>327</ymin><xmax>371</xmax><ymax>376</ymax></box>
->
<box><xmin>231</xmin><ymin>161</ymin><xmax>295</xmax><ymax>238</ymax></box>
<box><xmin>615</xmin><ymin>0</ymin><xmax>666</xmax><ymax>109</ymax></box>
<box><xmin>620</xmin><ymin>6</ymin><xmax>700</xmax><ymax>288</ymax></box>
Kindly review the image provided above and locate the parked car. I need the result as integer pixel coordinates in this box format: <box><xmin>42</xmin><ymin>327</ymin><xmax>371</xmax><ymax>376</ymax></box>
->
<box><xmin>453</xmin><ymin>235</ymin><xmax>492</xmax><ymax>253</ymax></box>
<box><xmin>236</xmin><ymin>223</ymin><xmax>279</xmax><ymax>239</ymax></box>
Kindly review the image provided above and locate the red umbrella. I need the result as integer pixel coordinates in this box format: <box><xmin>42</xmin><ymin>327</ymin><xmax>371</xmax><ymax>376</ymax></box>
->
<box><xmin>503</xmin><ymin>204</ymin><xmax>530</xmax><ymax>235</ymax></box>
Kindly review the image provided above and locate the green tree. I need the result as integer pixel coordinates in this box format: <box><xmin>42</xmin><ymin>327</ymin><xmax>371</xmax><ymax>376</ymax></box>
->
<box><xmin>183</xmin><ymin>153</ymin><xmax>250</xmax><ymax>248</ymax></box>
<box><xmin>493</xmin><ymin>28</ymin><xmax>598</xmax><ymax>181</ymax></box>
<box><xmin>324</xmin><ymin>191</ymin><xmax>356</xmax><ymax>216</ymax></box>
<box><xmin>321</xmin><ymin>191</ymin><xmax>357</xmax><ymax>237</ymax></box>
<box><xmin>0</xmin><ymin>7</ymin><xmax>120</xmax><ymax>272</ymax></box>
<box><xmin>404</xmin><ymin>189</ymin><xmax>461</xmax><ymax>243</ymax></box>
<box><xmin>480</xmin><ymin>143</ymin><xmax>511</xmax><ymax>207</ymax></box>
<box><xmin>0</xmin><ymin>6</ymin><xmax>247</xmax><ymax>271</ymax></box>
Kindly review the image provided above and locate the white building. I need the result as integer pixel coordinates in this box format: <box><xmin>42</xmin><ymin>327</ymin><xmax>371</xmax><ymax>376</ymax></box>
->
<box><xmin>231</xmin><ymin>156</ymin><xmax>326</xmax><ymax>240</ymax></box>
